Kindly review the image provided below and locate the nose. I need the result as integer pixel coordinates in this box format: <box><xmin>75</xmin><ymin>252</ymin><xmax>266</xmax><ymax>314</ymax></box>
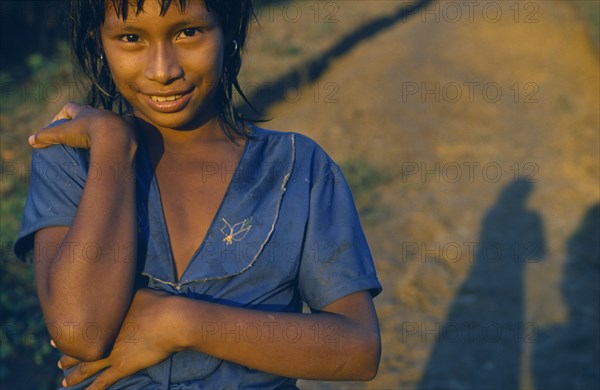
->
<box><xmin>144</xmin><ymin>43</ymin><xmax>184</xmax><ymax>85</ymax></box>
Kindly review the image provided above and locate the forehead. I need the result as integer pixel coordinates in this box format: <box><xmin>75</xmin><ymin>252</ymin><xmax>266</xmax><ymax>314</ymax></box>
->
<box><xmin>103</xmin><ymin>0</ymin><xmax>212</xmax><ymax>26</ymax></box>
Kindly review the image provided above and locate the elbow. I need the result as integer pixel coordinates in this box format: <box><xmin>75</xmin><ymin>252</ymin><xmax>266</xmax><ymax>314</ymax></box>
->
<box><xmin>322</xmin><ymin>334</ymin><xmax>381</xmax><ymax>381</ymax></box>
<box><xmin>44</xmin><ymin>312</ymin><xmax>115</xmax><ymax>361</ymax></box>
<box><xmin>39</xmin><ymin>293</ymin><xmax>126</xmax><ymax>361</ymax></box>
<box><xmin>357</xmin><ymin>333</ymin><xmax>381</xmax><ymax>381</ymax></box>
<box><xmin>359</xmin><ymin>361</ymin><xmax>380</xmax><ymax>381</ymax></box>
<box><xmin>53</xmin><ymin>338</ymin><xmax>110</xmax><ymax>362</ymax></box>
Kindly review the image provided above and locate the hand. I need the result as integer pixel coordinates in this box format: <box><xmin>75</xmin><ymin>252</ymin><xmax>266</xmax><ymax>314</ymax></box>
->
<box><xmin>59</xmin><ymin>289</ymin><xmax>180</xmax><ymax>389</ymax></box>
<box><xmin>28</xmin><ymin>102</ymin><xmax>137</xmax><ymax>149</ymax></box>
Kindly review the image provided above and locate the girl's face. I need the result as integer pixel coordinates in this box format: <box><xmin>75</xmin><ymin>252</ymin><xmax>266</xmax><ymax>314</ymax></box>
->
<box><xmin>100</xmin><ymin>0</ymin><xmax>225</xmax><ymax>131</ymax></box>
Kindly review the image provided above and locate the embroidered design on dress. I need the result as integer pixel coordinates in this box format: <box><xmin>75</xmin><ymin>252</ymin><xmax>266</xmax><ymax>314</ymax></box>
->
<box><xmin>220</xmin><ymin>217</ymin><xmax>253</xmax><ymax>245</ymax></box>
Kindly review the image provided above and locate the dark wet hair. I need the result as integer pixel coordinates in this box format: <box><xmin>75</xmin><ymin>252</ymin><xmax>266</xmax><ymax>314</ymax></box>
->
<box><xmin>67</xmin><ymin>0</ymin><xmax>256</xmax><ymax>140</ymax></box>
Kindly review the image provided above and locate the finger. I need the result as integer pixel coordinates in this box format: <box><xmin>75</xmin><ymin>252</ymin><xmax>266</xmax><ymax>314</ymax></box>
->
<box><xmin>29</xmin><ymin>118</ymin><xmax>70</xmax><ymax>148</ymax></box>
<box><xmin>29</xmin><ymin>128</ymin><xmax>61</xmax><ymax>149</ymax></box>
<box><xmin>63</xmin><ymin>360</ymin><xmax>108</xmax><ymax>388</ymax></box>
<box><xmin>51</xmin><ymin>102</ymin><xmax>85</xmax><ymax>123</ymax></box>
<box><xmin>59</xmin><ymin>354</ymin><xmax>81</xmax><ymax>370</ymax></box>
<box><xmin>85</xmin><ymin>367</ymin><xmax>123</xmax><ymax>390</ymax></box>
<box><xmin>28</xmin><ymin>133</ymin><xmax>44</xmax><ymax>148</ymax></box>
<box><xmin>29</xmin><ymin>120</ymin><xmax>90</xmax><ymax>149</ymax></box>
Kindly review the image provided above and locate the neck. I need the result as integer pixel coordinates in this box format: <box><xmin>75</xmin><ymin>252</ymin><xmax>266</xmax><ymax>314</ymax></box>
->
<box><xmin>138</xmin><ymin>116</ymin><xmax>232</xmax><ymax>152</ymax></box>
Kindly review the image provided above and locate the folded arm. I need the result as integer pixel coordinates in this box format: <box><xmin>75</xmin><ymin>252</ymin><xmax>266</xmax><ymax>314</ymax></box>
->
<box><xmin>61</xmin><ymin>289</ymin><xmax>381</xmax><ymax>388</ymax></box>
<box><xmin>32</xmin><ymin>103</ymin><xmax>138</xmax><ymax>361</ymax></box>
<box><xmin>174</xmin><ymin>290</ymin><xmax>381</xmax><ymax>380</ymax></box>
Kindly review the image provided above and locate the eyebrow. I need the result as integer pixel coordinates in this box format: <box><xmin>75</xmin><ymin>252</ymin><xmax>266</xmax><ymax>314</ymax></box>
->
<box><xmin>104</xmin><ymin>19</ymin><xmax>211</xmax><ymax>33</ymax></box>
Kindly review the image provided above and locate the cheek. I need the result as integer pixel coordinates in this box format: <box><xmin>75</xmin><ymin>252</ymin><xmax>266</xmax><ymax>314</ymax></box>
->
<box><xmin>102</xmin><ymin>50</ymin><xmax>141</xmax><ymax>94</ymax></box>
<box><xmin>200</xmin><ymin>34</ymin><xmax>226</xmax><ymax>81</ymax></box>
<box><xmin>212</xmin><ymin>54</ymin><xmax>225</xmax><ymax>83</ymax></box>
<box><xmin>182</xmin><ymin>45</ymin><xmax>224</xmax><ymax>86</ymax></box>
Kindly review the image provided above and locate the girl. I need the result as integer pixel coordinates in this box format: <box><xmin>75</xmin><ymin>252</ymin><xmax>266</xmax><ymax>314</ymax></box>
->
<box><xmin>14</xmin><ymin>0</ymin><xmax>382</xmax><ymax>388</ymax></box>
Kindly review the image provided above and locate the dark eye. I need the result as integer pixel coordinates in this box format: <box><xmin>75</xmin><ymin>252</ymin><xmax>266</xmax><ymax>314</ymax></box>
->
<box><xmin>183</xmin><ymin>28</ymin><xmax>197</xmax><ymax>37</ymax></box>
<box><xmin>177</xmin><ymin>28</ymin><xmax>200</xmax><ymax>40</ymax></box>
<box><xmin>121</xmin><ymin>34</ymin><xmax>139</xmax><ymax>43</ymax></box>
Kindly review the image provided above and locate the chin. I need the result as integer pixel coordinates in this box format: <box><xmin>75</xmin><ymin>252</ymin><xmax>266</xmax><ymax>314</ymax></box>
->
<box><xmin>134</xmin><ymin>110</ymin><xmax>203</xmax><ymax>131</ymax></box>
<box><xmin>133</xmin><ymin>100</ymin><xmax>218</xmax><ymax>131</ymax></box>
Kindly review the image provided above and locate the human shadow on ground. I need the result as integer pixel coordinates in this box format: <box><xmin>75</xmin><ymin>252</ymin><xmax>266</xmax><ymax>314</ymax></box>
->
<box><xmin>533</xmin><ymin>203</ymin><xmax>600</xmax><ymax>390</ymax></box>
<box><xmin>418</xmin><ymin>179</ymin><xmax>546</xmax><ymax>390</ymax></box>
<box><xmin>238</xmin><ymin>0</ymin><xmax>434</xmax><ymax>117</ymax></box>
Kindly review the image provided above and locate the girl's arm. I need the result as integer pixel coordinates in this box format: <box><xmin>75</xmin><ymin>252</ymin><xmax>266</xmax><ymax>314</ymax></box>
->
<box><xmin>31</xmin><ymin>103</ymin><xmax>138</xmax><ymax>361</ymax></box>
<box><xmin>172</xmin><ymin>290</ymin><xmax>381</xmax><ymax>380</ymax></box>
<box><xmin>60</xmin><ymin>289</ymin><xmax>381</xmax><ymax>387</ymax></box>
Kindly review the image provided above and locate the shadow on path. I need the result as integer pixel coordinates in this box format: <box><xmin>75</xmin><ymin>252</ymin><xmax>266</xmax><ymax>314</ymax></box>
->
<box><xmin>533</xmin><ymin>204</ymin><xmax>600</xmax><ymax>389</ymax></box>
<box><xmin>418</xmin><ymin>179</ymin><xmax>546</xmax><ymax>390</ymax></box>
<box><xmin>239</xmin><ymin>0</ymin><xmax>434</xmax><ymax>116</ymax></box>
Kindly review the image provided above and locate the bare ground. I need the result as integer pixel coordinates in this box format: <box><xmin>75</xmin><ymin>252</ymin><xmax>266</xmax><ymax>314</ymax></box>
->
<box><xmin>258</xmin><ymin>1</ymin><xmax>599</xmax><ymax>389</ymax></box>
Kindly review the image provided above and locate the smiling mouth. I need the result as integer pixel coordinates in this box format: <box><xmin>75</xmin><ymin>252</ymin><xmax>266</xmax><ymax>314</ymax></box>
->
<box><xmin>141</xmin><ymin>90</ymin><xmax>194</xmax><ymax>113</ymax></box>
<box><xmin>150</xmin><ymin>94</ymin><xmax>184</xmax><ymax>102</ymax></box>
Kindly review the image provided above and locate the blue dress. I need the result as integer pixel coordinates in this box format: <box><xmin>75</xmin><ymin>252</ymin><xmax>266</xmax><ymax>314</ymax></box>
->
<box><xmin>14</xmin><ymin>123</ymin><xmax>382</xmax><ymax>389</ymax></box>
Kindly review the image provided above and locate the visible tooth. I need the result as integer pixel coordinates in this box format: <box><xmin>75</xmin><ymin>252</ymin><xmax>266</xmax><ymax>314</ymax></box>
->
<box><xmin>151</xmin><ymin>94</ymin><xmax>183</xmax><ymax>102</ymax></box>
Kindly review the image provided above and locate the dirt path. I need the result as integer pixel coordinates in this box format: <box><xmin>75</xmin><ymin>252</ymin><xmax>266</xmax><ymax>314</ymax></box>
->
<box><xmin>263</xmin><ymin>1</ymin><xmax>599</xmax><ymax>389</ymax></box>
<box><xmin>1</xmin><ymin>1</ymin><xmax>597</xmax><ymax>388</ymax></box>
